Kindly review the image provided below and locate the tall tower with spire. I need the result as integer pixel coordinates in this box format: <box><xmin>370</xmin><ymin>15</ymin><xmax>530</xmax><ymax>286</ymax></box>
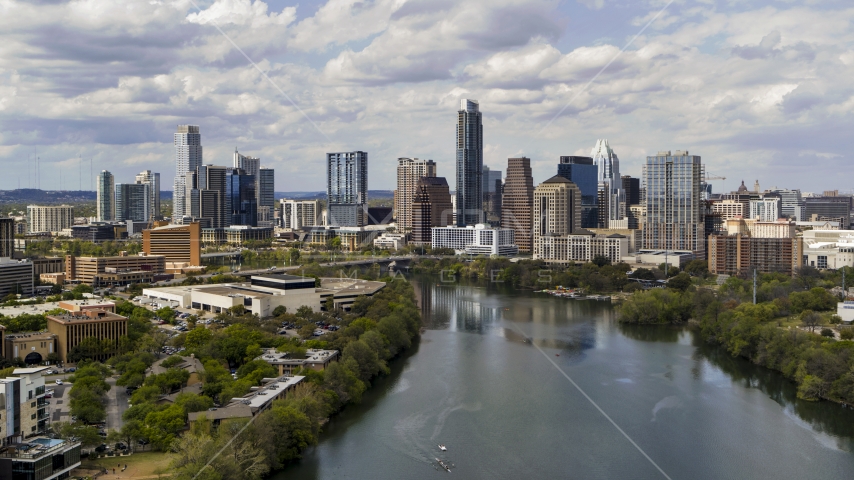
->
<box><xmin>590</xmin><ymin>139</ymin><xmax>625</xmax><ymax>226</ymax></box>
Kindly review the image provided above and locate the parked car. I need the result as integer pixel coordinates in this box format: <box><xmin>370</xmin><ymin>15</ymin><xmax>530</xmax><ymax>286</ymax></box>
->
<box><xmin>67</xmin><ymin>367</ymin><xmax>76</xmax><ymax>373</ymax></box>
<box><xmin>55</xmin><ymin>380</ymin><xmax>63</xmax><ymax>385</ymax></box>
<box><xmin>95</xmin><ymin>444</ymin><xmax>108</xmax><ymax>453</ymax></box>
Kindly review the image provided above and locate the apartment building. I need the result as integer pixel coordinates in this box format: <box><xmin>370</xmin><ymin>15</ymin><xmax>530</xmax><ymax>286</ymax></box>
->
<box><xmin>46</xmin><ymin>310</ymin><xmax>128</xmax><ymax>363</ymax></box>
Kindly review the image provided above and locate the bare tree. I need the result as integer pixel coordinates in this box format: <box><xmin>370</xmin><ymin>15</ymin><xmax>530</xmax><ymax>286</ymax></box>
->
<box><xmin>801</xmin><ymin>310</ymin><xmax>822</xmax><ymax>332</ymax></box>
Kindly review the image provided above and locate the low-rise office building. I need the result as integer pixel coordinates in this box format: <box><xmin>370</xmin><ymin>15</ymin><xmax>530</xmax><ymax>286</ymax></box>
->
<box><xmin>142</xmin><ymin>275</ymin><xmax>386</xmax><ymax>316</ymax></box>
<box><xmin>0</xmin><ymin>258</ymin><xmax>34</xmax><ymax>298</ymax></box>
<box><xmin>431</xmin><ymin>224</ymin><xmax>518</xmax><ymax>256</ymax></box>
<box><xmin>4</xmin><ymin>332</ymin><xmax>57</xmax><ymax>364</ymax></box>
<box><xmin>65</xmin><ymin>254</ymin><xmax>166</xmax><ymax>286</ymax></box>
<box><xmin>256</xmin><ymin>348</ymin><xmax>339</xmax><ymax>376</ymax></box>
<box><xmin>46</xmin><ymin>309</ymin><xmax>128</xmax><ymax>362</ymax></box>
<box><xmin>202</xmin><ymin>226</ymin><xmax>273</xmax><ymax>245</ymax></box>
<box><xmin>188</xmin><ymin>375</ymin><xmax>304</xmax><ymax>427</ymax></box>
<box><xmin>373</xmin><ymin>233</ymin><xmax>407</xmax><ymax>250</ymax></box>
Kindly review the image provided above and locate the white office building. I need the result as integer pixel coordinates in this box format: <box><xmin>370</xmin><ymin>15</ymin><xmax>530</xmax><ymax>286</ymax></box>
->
<box><xmin>749</xmin><ymin>198</ymin><xmax>781</xmax><ymax>222</ymax></box>
<box><xmin>431</xmin><ymin>224</ymin><xmax>517</xmax><ymax>256</ymax></box>
<box><xmin>135</xmin><ymin>170</ymin><xmax>161</xmax><ymax>221</ymax></box>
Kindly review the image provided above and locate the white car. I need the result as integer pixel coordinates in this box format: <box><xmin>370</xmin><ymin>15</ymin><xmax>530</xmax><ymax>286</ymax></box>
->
<box><xmin>55</xmin><ymin>380</ymin><xmax>63</xmax><ymax>385</ymax></box>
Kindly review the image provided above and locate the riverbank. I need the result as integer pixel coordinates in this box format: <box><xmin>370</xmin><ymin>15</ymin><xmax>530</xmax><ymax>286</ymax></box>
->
<box><xmin>169</xmin><ymin>277</ymin><xmax>422</xmax><ymax>480</ymax></box>
<box><xmin>617</xmin><ymin>276</ymin><xmax>854</xmax><ymax>404</ymax></box>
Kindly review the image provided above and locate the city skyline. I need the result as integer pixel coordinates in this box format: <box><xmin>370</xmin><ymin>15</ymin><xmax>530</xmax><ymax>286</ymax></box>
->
<box><xmin>0</xmin><ymin>1</ymin><xmax>849</xmax><ymax>194</ymax></box>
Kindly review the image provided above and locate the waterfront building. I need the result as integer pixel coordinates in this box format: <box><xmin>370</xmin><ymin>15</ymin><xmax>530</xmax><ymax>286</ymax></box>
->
<box><xmin>0</xmin><ymin>217</ymin><xmax>13</xmax><ymax>258</ymax></box>
<box><xmin>641</xmin><ymin>150</ymin><xmax>705</xmax><ymax>256</ymax></box>
<box><xmin>142</xmin><ymin>275</ymin><xmax>385</xmax><ymax>316</ymax></box>
<box><xmin>373</xmin><ymin>233</ymin><xmax>407</xmax><ymax>250</ymax></box>
<box><xmin>501</xmin><ymin>157</ymin><xmax>534</xmax><ymax>252</ymax></box>
<box><xmin>327</xmin><ymin>151</ymin><xmax>368</xmax><ymax>227</ymax></box>
<box><xmin>708</xmin><ymin>235</ymin><xmax>802</xmax><ymax>276</ymax></box>
<box><xmin>749</xmin><ymin>198</ymin><xmax>781</xmax><ymax>222</ymax></box>
<box><xmin>188</xmin><ymin>375</ymin><xmax>304</xmax><ymax>427</ymax></box>
<box><xmin>280</xmin><ymin>199</ymin><xmax>321</xmax><ymax>229</ymax></box>
<box><xmin>431</xmin><ymin>224</ymin><xmax>518</xmax><ymax>256</ymax></box>
<box><xmin>135</xmin><ymin>170</ymin><xmax>161</xmax><ymax>221</ymax></box>
<box><xmin>47</xmin><ymin>309</ymin><xmax>128</xmax><ymax>362</ymax></box>
<box><xmin>26</xmin><ymin>205</ymin><xmax>73</xmax><ymax>233</ymax></box>
<box><xmin>96</xmin><ymin>170</ymin><xmax>115</xmax><ymax>222</ymax></box>
<box><xmin>557</xmin><ymin>156</ymin><xmax>598</xmax><ymax>228</ymax></box>
<box><xmin>456</xmin><ymin>99</ymin><xmax>483</xmax><ymax>226</ymax></box>
<box><xmin>411</xmin><ymin>177</ymin><xmax>453</xmax><ymax>244</ymax></box>
<box><xmin>591</xmin><ymin>139</ymin><xmax>625</xmax><ymax>225</ymax></box>
<box><xmin>255</xmin><ymin>348</ymin><xmax>338</xmax><ymax>376</ymax></box>
<box><xmin>115</xmin><ymin>183</ymin><xmax>150</xmax><ymax>222</ymax></box>
<box><xmin>143</xmin><ymin>223</ymin><xmax>202</xmax><ymax>270</ymax></box>
<box><xmin>173</xmin><ymin>125</ymin><xmax>203</xmax><ymax>220</ymax></box>
<box><xmin>395</xmin><ymin>158</ymin><xmax>437</xmax><ymax>231</ymax></box>
<box><xmin>0</xmin><ymin>258</ymin><xmax>34</xmax><ymax>298</ymax></box>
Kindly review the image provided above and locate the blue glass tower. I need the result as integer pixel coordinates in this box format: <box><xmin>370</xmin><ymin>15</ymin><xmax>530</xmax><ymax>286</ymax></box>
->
<box><xmin>557</xmin><ymin>156</ymin><xmax>598</xmax><ymax>228</ymax></box>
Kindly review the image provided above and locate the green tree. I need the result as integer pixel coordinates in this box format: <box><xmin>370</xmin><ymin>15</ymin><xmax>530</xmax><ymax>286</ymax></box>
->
<box><xmin>800</xmin><ymin>310</ymin><xmax>821</xmax><ymax>332</ymax></box>
<box><xmin>667</xmin><ymin>272</ymin><xmax>693</xmax><ymax>292</ymax></box>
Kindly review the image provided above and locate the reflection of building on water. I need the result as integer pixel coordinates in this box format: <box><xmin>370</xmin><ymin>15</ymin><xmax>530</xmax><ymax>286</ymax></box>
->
<box><xmin>422</xmin><ymin>283</ymin><xmax>499</xmax><ymax>332</ymax></box>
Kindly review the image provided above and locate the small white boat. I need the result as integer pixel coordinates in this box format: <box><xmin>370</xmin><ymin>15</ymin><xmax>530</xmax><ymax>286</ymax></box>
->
<box><xmin>438</xmin><ymin>444</ymin><xmax>447</xmax><ymax>451</ymax></box>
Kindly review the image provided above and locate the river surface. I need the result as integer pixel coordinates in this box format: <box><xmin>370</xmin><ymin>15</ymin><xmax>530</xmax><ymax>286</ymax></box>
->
<box><xmin>276</xmin><ymin>279</ymin><xmax>854</xmax><ymax>479</ymax></box>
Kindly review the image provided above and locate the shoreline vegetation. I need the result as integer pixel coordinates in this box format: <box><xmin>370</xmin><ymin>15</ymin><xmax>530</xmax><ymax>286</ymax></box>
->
<box><xmin>168</xmin><ymin>276</ymin><xmax>421</xmax><ymax>480</ymax></box>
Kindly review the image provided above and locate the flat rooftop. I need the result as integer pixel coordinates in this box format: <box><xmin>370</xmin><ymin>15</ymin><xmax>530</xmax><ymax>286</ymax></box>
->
<box><xmin>250</xmin><ymin>274</ymin><xmax>311</xmax><ymax>282</ymax></box>
<box><xmin>0</xmin><ymin>437</ymin><xmax>77</xmax><ymax>461</ymax></box>
<box><xmin>320</xmin><ymin>278</ymin><xmax>386</xmax><ymax>297</ymax></box>
<box><xmin>6</xmin><ymin>332</ymin><xmax>56</xmax><ymax>341</ymax></box>
<box><xmin>47</xmin><ymin>311</ymin><xmax>126</xmax><ymax>324</ymax></box>
<box><xmin>227</xmin><ymin>375</ymin><xmax>305</xmax><ymax>411</ymax></box>
<box><xmin>257</xmin><ymin>348</ymin><xmax>338</xmax><ymax>364</ymax></box>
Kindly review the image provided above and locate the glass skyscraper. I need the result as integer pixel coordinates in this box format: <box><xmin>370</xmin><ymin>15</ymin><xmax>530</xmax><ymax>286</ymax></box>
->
<box><xmin>135</xmin><ymin>170</ymin><xmax>160</xmax><ymax>221</ymax></box>
<box><xmin>327</xmin><ymin>151</ymin><xmax>368</xmax><ymax>226</ymax></box>
<box><xmin>173</xmin><ymin>125</ymin><xmax>202</xmax><ymax>220</ymax></box>
<box><xmin>96</xmin><ymin>170</ymin><xmax>115</xmax><ymax>222</ymax></box>
<box><xmin>456</xmin><ymin>99</ymin><xmax>483</xmax><ymax>226</ymax></box>
<box><xmin>557</xmin><ymin>156</ymin><xmax>598</xmax><ymax>228</ymax></box>
<box><xmin>642</xmin><ymin>150</ymin><xmax>705</xmax><ymax>255</ymax></box>
<box><xmin>115</xmin><ymin>183</ymin><xmax>150</xmax><ymax>222</ymax></box>
<box><xmin>591</xmin><ymin>139</ymin><xmax>625</xmax><ymax>224</ymax></box>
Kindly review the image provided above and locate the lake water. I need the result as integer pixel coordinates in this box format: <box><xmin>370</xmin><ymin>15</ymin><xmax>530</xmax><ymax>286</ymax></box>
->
<box><xmin>276</xmin><ymin>279</ymin><xmax>854</xmax><ymax>479</ymax></box>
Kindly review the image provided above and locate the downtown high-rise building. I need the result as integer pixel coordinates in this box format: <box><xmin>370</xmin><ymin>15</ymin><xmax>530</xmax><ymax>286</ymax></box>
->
<box><xmin>234</xmin><ymin>150</ymin><xmax>275</xmax><ymax>225</ymax></box>
<box><xmin>96</xmin><ymin>170</ymin><xmax>115</xmax><ymax>222</ymax></box>
<box><xmin>395</xmin><ymin>158</ymin><xmax>437</xmax><ymax>231</ymax></box>
<box><xmin>0</xmin><ymin>217</ymin><xmax>13</xmax><ymax>258</ymax></box>
<box><xmin>456</xmin><ymin>99</ymin><xmax>483</xmax><ymax>226</ymax></box>
<box><xmin>173</xmin><ymin>125</ymin><xmax>203</xmax><ymax>220</ymax></box>
<box><xmin>411</xmin><ymin>177</ymin><xmax>453</xmax><ymax>244</ymax></box>
<box><xmin>501</xmin><ymin>157</ymin><xmax>534</xmax><ymax>252</ymax></box>
<box><xmin>641</xmin><ymin>150</ymin><xmax>706</xmax><ymax>255</ymax></box>
<box><xmin>115</xmin><ymin>183</ymin><xmax>150</xmax><ymax>222</ymax></box>
<box><xmin>187</xmin><ymin>165</ymin><xmax>257</xmax><ymax>228</ymax></box>
<box><xmin>482</xmin><ymin>165</ymin><xmax>503</xmax><ymax>224</ymax></box>
<box><xmin>327</xmin><ymin>151</ymin><xmax>368</xmax><ymax>227</ymax></box>
<box><xmin>135</xmin><ymin>170</ymin><xmax>160</xmax><ymax>221</ymax></box>
<box><xmin>557</xmin><ymin>156</ymin><xmax>598</xmax><ymax>229</ymax></box>
<box><xmin>591</xmin><ymin>139</ymin><xmax>625</xmax><ymax>226</ymax></box>
<box><xmin>769</xmin><ymin>188</ymin><xmax>805</xmax><ymax>221</ymax></box>
<box><xmin>280</xmin><ymin>199</ymin><xmax>321</xmax><ymax>229</ymax></box>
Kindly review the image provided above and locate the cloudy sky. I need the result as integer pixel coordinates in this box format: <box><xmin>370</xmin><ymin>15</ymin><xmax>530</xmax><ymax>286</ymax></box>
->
<box><xmin>0</xmin><ymin>0</ymin><xmax>852</xmax><ymax>195</ymax></box>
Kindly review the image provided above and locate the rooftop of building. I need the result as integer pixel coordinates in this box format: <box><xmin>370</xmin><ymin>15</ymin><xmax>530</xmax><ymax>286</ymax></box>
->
<box><xmin>58</xmin><ymin>299</ymin><xmax>116</xmax><ymax>308</ymax></box>
<box><xmin>257</xmin><ymin>348</ymin><xmax>338</xmax><ymax>364</ymax></box>
<box><xmin>12</xmin><ymin>366</ymin><xmax>49</xmax><ymax>375</ymax></box>
<box><xmin>5</xmin><ymin>332</ymin><xmax>56</xmax><ymax>341</ymax></box>
<box><xmin>319</xmin><ymin>277</ymin><xmax>386</xmax><ymax>297</ymax></box>
<box><xmin>47</xmin><ymin>309</ymin><xmax>126</xmax><ymax>324</ymax></box>
<box><xmin>541</xmin><ymin>175</ymin><xmax>573</xmax><ymax>184</ymax></box>
<box><xmin>0</xmin><ymin>257</ymin><xmax>32</xmax><ymax>266</ymax></box>
<box><xmin>251</xmin><ymin>274</ymin><xmax>314</xmax><ymax>282</ymax></box>
<box><xmin>233</xmin><ymin>375</ymin><xmax>304</xmax><ymax>410</ymax></box>
<box><xmin>0</xmin><ymin>437</ymin><xmax>77</xmax><ymax>461</ymax></box>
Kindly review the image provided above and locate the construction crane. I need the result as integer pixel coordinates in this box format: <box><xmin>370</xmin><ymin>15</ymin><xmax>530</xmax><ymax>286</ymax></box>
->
<box><xmin>704</xmin><ymin>172</ymin><xmax>726</xmax><ymax>194</ymax></box>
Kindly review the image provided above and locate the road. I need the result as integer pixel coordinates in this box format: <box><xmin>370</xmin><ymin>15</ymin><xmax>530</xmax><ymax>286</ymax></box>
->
<box><xmin>105</xmin><ymin>376</ymin><xmax>129</xmax><ymax>431</ymax></box>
